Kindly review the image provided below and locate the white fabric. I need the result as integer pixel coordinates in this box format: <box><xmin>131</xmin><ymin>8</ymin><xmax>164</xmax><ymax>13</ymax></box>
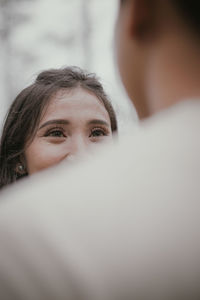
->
<box><xmin>0</xmin><ymin>100</ymin><xmax>199</xmax><ymax>299</ymax></box>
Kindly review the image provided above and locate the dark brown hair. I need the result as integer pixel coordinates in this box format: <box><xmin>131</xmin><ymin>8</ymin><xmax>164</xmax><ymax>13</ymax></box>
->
<box><xmin>170</xmin><ymin>1</ymin><xmax>200</xmax><ymax>35</ymax></box>
<box><xmin>0</xmin><ymin>66</ymin><xmax>117</xmax><ymax>189</ymax></box>
<box><xmin>120</xmin><ymin>0</ymin><xmax>200</xmax><ymax>36</ymax></box>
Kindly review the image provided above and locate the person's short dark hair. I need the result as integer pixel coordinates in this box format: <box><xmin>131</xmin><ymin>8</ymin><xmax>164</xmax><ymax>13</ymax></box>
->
<box><xmin>120</xmin><ymin>0</ymin><xmax>200</xmax><ymax>36</ymax></box>
<box><xmin>0</xmin><ymin>66</ymin><xmax>118</xmax><ymax>189</ymax></box>
<box><xmin>170</xmin><ymin>0</ymin><xmax>200</xmax><ymax>35</ymax></box>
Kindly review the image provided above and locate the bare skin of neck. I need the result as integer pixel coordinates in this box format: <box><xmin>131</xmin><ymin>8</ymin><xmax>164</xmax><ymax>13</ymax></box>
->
<box><xmin>146</xmin><ymin>29</ymin><xmax>200</xmax><ymax>116</ymax></box>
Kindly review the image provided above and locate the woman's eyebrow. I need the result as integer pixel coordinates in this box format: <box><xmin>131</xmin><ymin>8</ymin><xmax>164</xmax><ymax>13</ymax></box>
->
<box><xmin>39</xmin><ymin>119</ymin><xmax>70</xmax><ymax>130</ymax></box>
<box><xmin>88</xmin><ymin>119</ymin><xmax>110</xmax><ymax>127</ymax></box>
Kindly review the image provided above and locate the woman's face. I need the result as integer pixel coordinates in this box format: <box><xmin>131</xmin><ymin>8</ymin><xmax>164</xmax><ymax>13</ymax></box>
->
<box><xmin>25</xmin><ymin>88</ymin><xmax>113</xmax><ymax>174</ymax></box>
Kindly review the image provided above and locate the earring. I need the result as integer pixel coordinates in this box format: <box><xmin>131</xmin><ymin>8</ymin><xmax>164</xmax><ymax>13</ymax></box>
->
<box><xmin>18</xmin><ymin>165</ymin><xmax>24</xmax><ymax>172</ymax></box>
<box><xmin>15</xmin><ymin>163</ymin><xmax>26</xmax><ymax>175</ymax></box>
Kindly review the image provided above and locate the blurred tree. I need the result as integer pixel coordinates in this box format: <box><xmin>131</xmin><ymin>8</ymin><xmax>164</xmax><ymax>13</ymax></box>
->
<box><xmin>81</xmin><ymin>0</ymin><xmax>91</xmax><ymax>69</ymax></box>
<box><xmin>0</xmin><ymin>0</ymin><xmax>34</xmax><ymax>107</ymax></box>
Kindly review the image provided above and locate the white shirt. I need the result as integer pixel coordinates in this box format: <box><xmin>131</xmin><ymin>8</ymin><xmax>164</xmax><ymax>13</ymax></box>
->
<box><xmin>0</xmin><ymin>100</ymin><xmax>199</xmax><ymax>299</ymax></box>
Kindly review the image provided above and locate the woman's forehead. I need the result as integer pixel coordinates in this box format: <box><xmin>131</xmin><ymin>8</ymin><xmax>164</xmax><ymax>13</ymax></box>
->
<box><xmin>40</xmin><ymin>87</ymin><xmax>111</xmax><ymax>124</ymax></box>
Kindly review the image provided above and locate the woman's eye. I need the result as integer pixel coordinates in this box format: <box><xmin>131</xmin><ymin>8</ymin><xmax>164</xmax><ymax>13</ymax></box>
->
<box><xmin>45</xmin><ymin>130</ymin><xmax>65</xmax><ymax>137</ymax></box>
<box><xmin>90</xmin><ymin>129</ymin><xmax>106</xmax><ymax>137</ymax></box>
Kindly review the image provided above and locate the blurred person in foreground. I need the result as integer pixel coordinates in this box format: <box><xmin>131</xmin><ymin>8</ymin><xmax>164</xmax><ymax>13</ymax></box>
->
<box><xmin>0</xmin><ymin>66</ymin><xmax>117</xmax><ymax>189</ymax></box>
<box><xmin>0</xmin><ymin>0</ymin><xmax>200</xmax><ymax>299</ymax></box>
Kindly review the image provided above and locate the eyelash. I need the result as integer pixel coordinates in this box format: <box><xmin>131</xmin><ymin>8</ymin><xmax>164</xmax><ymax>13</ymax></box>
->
<box><xmin>43</xmin><ymin>126</ymin><xmax>109</xmax><ymax>138</ymax></box>
<box><xmin>89</xmin><ymin>127</ymin><xmax>108</xmax><ymax>138</ymax></box>
<box><xmin>44</xmin><ymin>127</ymin><xmax>66</xmax><ymax>138</ymax></box>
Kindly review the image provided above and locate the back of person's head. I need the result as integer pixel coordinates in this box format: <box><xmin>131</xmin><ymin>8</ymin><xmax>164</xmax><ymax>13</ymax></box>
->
<box><xmin>0</xmin><ymin>66</ymin><xmax>117</xmax><ymax>189</ymax></box>
<box><xmin>117</xmin><ymin>0</ymin><xmax>200</xmax><ymax>119</ymax></box>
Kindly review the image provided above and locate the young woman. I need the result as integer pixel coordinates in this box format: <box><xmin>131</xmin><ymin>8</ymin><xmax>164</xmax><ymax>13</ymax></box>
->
<box><xmin>0</xmin><ymin>66</ymin><xmax>117</xmax><ymax>189</ymax></box>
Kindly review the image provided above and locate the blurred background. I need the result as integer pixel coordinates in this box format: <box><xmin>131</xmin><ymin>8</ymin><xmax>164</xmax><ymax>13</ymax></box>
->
<box><xmin>0</xmin><ymin>0</ymin><xmax>137</xmax><ymax>134</ymax></box>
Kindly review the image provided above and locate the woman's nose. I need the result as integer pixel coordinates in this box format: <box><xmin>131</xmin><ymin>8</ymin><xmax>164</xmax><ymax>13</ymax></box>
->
<box><xmin>69</xmin><ymin>135</ymin><xmax>89</xmax><ymax>157</ymax></box>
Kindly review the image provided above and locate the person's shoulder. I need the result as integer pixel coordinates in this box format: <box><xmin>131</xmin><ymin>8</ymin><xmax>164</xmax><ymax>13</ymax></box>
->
<box><xmin>117</xmin><ymin>99</ymin><xmax>200</xmax><ymax>163</ymax></box>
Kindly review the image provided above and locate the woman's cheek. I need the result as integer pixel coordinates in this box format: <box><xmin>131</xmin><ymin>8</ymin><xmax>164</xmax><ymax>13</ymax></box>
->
<box><xmin>25</xmin><ymin>141</ymin><xmax>68</xmax><ymax>173</ymax></box>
